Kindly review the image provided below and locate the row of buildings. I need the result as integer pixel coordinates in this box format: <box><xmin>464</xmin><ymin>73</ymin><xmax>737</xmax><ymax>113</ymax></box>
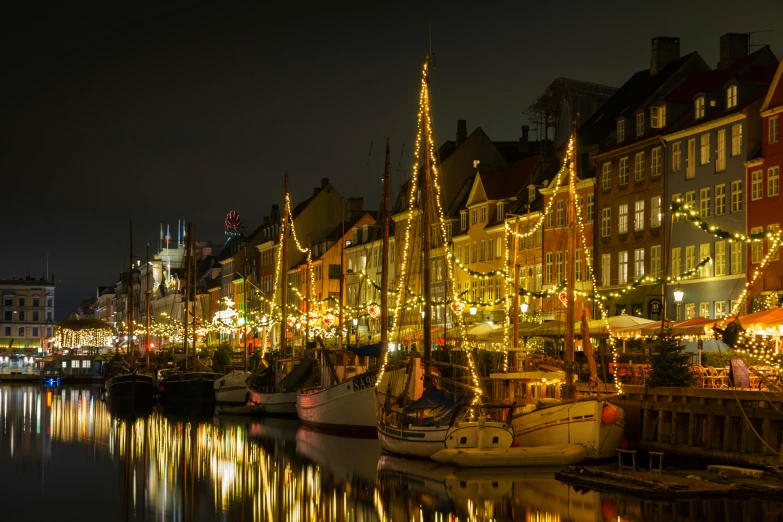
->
<box><xmin>0</xmin><ymin>276</ymin><xmax>56</xmax><ymax>351</ymax></box>
<box><xmin>77</xmin><ymin>32</ymin><xmax>783</xmax><ymax>353</ymax></box>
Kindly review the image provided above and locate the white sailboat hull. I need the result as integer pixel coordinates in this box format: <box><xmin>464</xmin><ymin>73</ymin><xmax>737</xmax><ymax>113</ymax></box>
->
<box><xmin>431</xmin><ymin>443</ymin><xmax>587</xmax><ymax>467</ymax></box>
<box><xmin>213</xmin><ymin>371</ymin><xmax>252</xmax><ymax>405</ymax></box>
<box><xmin>378</xmin><ymin>421</ymin><xmax>514</xmax><ymax>459</ymax></box>
<box><xmin>510</xmin><ymin>400</ymin><xmax>625</xmax><ymax>460</ymax></box>
<box><xmin>296</xmin><ymin>374</ymin><xmax>379</xmax><ymax>432</ymax></box>
<box><xmin>251</xmin><ymin>390</ymin><xmax>298</xmax><ymax>415</ymax></box>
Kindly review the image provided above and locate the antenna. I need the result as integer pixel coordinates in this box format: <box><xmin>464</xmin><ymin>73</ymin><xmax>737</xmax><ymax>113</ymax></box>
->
<box><xmin>428</xmin><ymin>22</ymin><xmax>435</xmax><ymax>66</ymax></box>
<box><xmin>749</xmin><ymin>29</ymin><xmax>775</xmax><ymax>50</ymax></box>
<box><xmin>46</xmin><ymin>252</ymin><xmax>49</xmax><ymax>281</ymax></box>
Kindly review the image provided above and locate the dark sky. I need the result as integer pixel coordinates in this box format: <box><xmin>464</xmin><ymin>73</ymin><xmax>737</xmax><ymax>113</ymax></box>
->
<box><xmin>1</xmin><ymin>1</ymin><xmax>781</xmax><ymax>319</ymax></box>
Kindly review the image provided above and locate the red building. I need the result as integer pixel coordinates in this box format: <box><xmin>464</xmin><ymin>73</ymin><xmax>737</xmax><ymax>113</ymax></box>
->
<box><xmin>746</xmin><ymin>57</ymin><xmax>783</xmax><ymax>311</ymax></box>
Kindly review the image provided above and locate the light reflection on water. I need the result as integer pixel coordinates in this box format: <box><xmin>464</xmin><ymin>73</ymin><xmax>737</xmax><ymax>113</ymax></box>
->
<box><xmin>0</xmin><ymin>384</ymin><xmax>780</xmax><ymax>521</ymax></box>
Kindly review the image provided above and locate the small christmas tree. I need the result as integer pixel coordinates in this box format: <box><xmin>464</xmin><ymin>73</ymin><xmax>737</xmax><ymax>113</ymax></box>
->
<box><xmin>648</xmin><ymin>332</ymin><xmax>694</xmax><ymax>388</ymax></box>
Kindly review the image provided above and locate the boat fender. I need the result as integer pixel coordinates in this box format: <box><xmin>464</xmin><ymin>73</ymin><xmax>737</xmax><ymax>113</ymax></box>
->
<box><xmin>601</xmin><ymin>404</ymin><xmax>620</xmax><ymax>425</ymax></box>
<box><xmin>511</xmin><ymin>437</ymin><xmax>520</xmax><ymax>448</ymax></box>
<box><xmin>159</xmin><ymin>385</ymin><xmax>165</xmax><ymax>393</ymax></box>
<box><xmin>601</xmin><ymin>499</ymin><xmax>619</xmax><ymax>519</ymax></box>
<box><xmin>619</xmin><ymin>437</ymin><xmax>629</xmax><ymax>450</ymax></box>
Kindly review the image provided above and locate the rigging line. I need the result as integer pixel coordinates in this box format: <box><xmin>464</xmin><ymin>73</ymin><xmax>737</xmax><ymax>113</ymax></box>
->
<box><xmin>364</xmin><ymin>141</ymin><xmax>374</xmax><ymax>169</ymax></box>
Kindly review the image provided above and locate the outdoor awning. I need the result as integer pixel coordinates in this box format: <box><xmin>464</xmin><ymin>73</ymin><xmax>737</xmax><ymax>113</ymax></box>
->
<box><xmin>0</xmin><ymin>338</ymin><xmax>11</xmax><ymax>348</ymax></box>
<box><xmin>43</xmin><ymin>356</ymin><xmax>56</xmax><ymax>362</ymax></box>
<box><xmin>94</xmin><ymin>355</ymin><xmax>106</xmax><ymax>362</ymax></box>
<box><xmin>489</xmin><ymin>370</ymin><xmax>566</xmax><ymax>381</ymax></box>
<box><xmin>25</xmin><ymin>339</ymin><xmax>42</xmax><ymax>348</ymax></box>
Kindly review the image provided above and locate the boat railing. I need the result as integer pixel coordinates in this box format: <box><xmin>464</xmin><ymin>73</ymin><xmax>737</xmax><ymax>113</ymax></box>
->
<box><xmin>297</xmin><ymin>386</ymin><xmax>321</xmax><ymax>395</ymax></box>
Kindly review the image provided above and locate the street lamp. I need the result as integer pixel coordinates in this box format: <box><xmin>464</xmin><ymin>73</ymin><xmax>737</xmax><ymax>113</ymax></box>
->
<box><xmin>673</xmin><ymin>286</ymin><xmax>684</xmax><ymax>321</ymax></box>
<box><xmin>469</xmin><ymin>306</ymin><xmax>477</xmax><ymax>315</ymax></box>
<box><xmin>520</xmin><ymin>302</ymin><xmax>529</xmax><ymax>314</ymax></box>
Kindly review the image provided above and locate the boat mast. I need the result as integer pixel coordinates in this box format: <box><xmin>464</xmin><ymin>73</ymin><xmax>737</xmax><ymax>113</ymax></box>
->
<box><xmin>422</xmin><ymin>57</ymin><xmax>434</xmax><ymax>386</ymax></box>
<box><xmin>380</xmin><ymin>138</ymin><xmax>391</xmax><ymax>354</ymax></box>
<box><xmin>305</xmin><ymin>234</ymin><xmax>311</xmax><ymax>350</ymax></box>
<box><xmin>281</xmin><ymin>173</ymin><xmax>290</xmax><ymax>357</ymax></box>
<box><xmin>146</xmin><ymin>242</ymin><xmax>151</xmax><ymax>372</ymax></box>
<box><xmin>244</xmin><ymin>246</ymin><xmax>249</xmax><ymax>371</ymax></box>
<box><xmin>128</xmin><ymin>218</ymin><xmax>134</xmax><ymax>366</ymax></box>
<box><xmin>338</xmin><ymin>202</ymin><xmax>345</xmax><ymax>349</ymax></box>
<box><xmin>192</xmin><ymin>224</ymin><xmax>198</xmax><ymax>370</ymax></box>
<box><xmin>564</xmin><ymin>123</ymin><xmax>577</xmax><ymax>400</ymax></box>
<box><xmin>183</xmin><ymin>223</ymin><xmax>190</xmax><ymax>368</ymax></box>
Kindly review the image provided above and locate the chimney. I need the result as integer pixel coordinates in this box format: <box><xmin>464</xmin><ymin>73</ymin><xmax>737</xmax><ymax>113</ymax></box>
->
<box><xmin>519</xmin><ymin>125</ymin><xmax>530</xmax><ymax>153</ymax></box>
<box><xmin>321</xmin><ymin>177</ymin><xmax>329</xmax><ymax>188</ymax></box>
<box><xmin>456</xmin><ymin>120</ymin><xmax>467</xmax><ymax>145</ymax></box>
<box><xmin>314</xmin><ymin>186</ymin><xmax>320</xmax><ymax>196</ymax></box>
<box><xmin>650</xmin><ymin>36</ymin><xmax>680</xmax><ymax>76</ymax></box>
<box><xmin>271</xmin><ymin>204</ymin><xmax>279</xmax><ymax>218</ymax></box>
<box><xmin>718</xmin><ymin>33</ymin><xmax>750</xmax><ymax>70</ymax></box>
<box><xmin>346</xmin><ymin>196</ymin><xmax>363</xmax><ymax>220</ymax></box>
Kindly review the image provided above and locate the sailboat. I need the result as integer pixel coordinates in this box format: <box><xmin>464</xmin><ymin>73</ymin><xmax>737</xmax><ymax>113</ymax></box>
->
<box><xmin>295</xmin><ymin>142</ymin><xmax>407</xmax><ymax>433</ymax></box>
<box><xmin>105</xmin><ymin>219</ymin><xmax>156</xmax><ymax>410</ymax></box>
<box><xmin>375</xmin><ymin>57</ymin><xmax>513</xmax><ymax>458</ymax></box>
<box><xmin>495</xmin><ymin>125</ymin><xmax>626</xmax><ymax>460</ymax></box>
<box><xmin>158</xmin><ymin>223</ymin><xmax>220</xmax><ymax>406</ymax></box>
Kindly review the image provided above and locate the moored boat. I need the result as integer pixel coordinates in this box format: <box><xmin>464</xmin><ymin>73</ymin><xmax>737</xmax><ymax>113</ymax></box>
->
<box><xmin>158</xmin><ymin>369</ymin><xmax>221</xmax><ymax>405</ymax></box>
<box><xmin>431</xmin><ymin>443</ymin><xmax>588</xmax><ymax>467</ymax></box>
<box><xmin>105</xmin><ymin>370</ymin><xmax>156</xmax><ymax>407</ymax></box>
<box><xmin>214</xmin><ymin>370</ymin><xmax>253</xmax><ymax>405</ymax></box>
<box><xmin>296</xmin><ymin>370</ymin><xmax>385</xmax><ymax>433</ymax></box>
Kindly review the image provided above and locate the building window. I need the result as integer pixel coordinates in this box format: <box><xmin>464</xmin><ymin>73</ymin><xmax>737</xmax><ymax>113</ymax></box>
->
<box><xmin>685</xmin><ymin>245</ymin><xmax>695</xmax><ymax>273</ymax></box>
<box><xmin>731</xmin><ymin>181</ymin><xmax>742</xmax><ymax>213</ymax></box>
<box><xmin>471</xmin><ymin>209</ymin><xmax>477</xmax><ymax>225</ymax></box>
<box><xmin>479</xmin><ymin>240</ymin><xmax>486</xmax><ymax>261</ymax></box>
<box><xmin>534</xmin><ymin>265</ymin><xmax>542</xmax><ymax>290</ymax></box>
<box><xmin>556</xmin><ymin>200</ymin><xmax>564</xmax><ymax>227</ymax></box>
<box><xmin>686</xmin><ymin>138</ymin><xmax>696</xmax><ymax>179</ymax></box>
<box><xmin>699</xmin><ymin>243</ymin><xmax>711</xmax><ymax>277</ymax></box>
<box><xmin>488</xmin><ymin>238</ymin><xmax>495</xmax><ymax>260</ymax></box>
<box><xmin>731</xmin><ymin>241</ymin><xmax>742</xmax><ymax>275</ymax></box>
<box><xmin>769</xmin><ymin>166</ymin><xmax>780</xmax><ymax>197</ymax></box>
<box><xmin>715</xmin><ymin>241</ymin><xmax>726</xmax><ymax>276</ymax></box>
<box><xmin>651</xmin><ymin>105</ymin><xmax>666</xmax><ymax>128</ymax></box>
<box><xmin>471</xmin><ymin>243</ymin><xmax>477</xmax><ymax>263</ymax></box>
<box><xmin>651</xmin><ymin>196</ymin><xmax>662</xmax><ymax>228</ymax></box>
<box><xmin>601</xmin><ymin>208</ymin><xmax>611</xmax><ymax>237</ymax></box>
<box><xmin>700</xmin><ymin>133</ymin><xmax>710</xmax><ymax>165</ymax></box>
<box><xmin>619</xmin><ymin>157</ymin><xmax>629</xmax><ymax>185</ymax></box>
<box><xmin>618</xmin><ymin>251</ymin><xmax>628</xmax><ymax>284</ymax></box>
<box><xmin>555</xmin><ymin>253</ymin><xmax>562</xmax><ymax>283</ymax></box>
<box><xmin>699</xmin><ymin>187</ymin><xmax>711</xmax><ymax>218</ymax></box>
<box><xmin>528</xmin><ymin>185</ymin><xmax>536</xmax><ymax>203</ymax></box>
<box><xmin>618</xmin><ymin>204</ymin><xmax>628</xmax><ymax>234</ymax></box>
<box><xmin>685</xmin><ymin>303</ymin><xmax>696</xmax><ymax>320</ymax></box>
<box><xmin>651</xmin><ymin>245</ymin><xmax>661</xmax><ymax>277</ymax></box>
<box><xmin>634</xmin><ymin>151</ymin><xmax>645</xmax><ymax>182</ymax></box>
<box><xmin>751</xmin><ymin>227</ymin><xmax>764</xmax><ymax>263</ymax></box>
<box><xmin>671</xmin><ymin>142</ymin><xmax>682</xmax><ymax>172</ymax></box>
<box><xmin>3</xmin><ymin>295</ymin><xmax>11</xmax><ymax>306</ymax></box>
<box><xmin>496</xmin><ymin>202</ymin><xmax>505</xmax><ymax>220</ymax></box>
<box><xmin>769</xmin><ymin>224</ymin><xmax>780</xmax><ymax>261</ymax></box>
<box><xmin>699</xmin><ymin>302</ymin><xmax>711</xmax><ymax>319</ymax></box>
<box><xmin>634</xmin><ymin>200</ymin><xmax>644</xmax><ymax>231</ymax></box>
<box><xmin>731</xmin><ymin>123</ymin><xmax>742</xmax><ymax>156</ymax></box>
<box><xmin>480</xmin><ymin>206</ymin><xmax>486</xmax><ymax>222</ymax></box>
<box><xmin>634</xmin><ymin>248</ymin><xmax>644</xmax><ymax>278</ymax></box>
<box><xmin>695</xmin><ymin>97</ymin><xmax>705</xmax><ymax>119</ymax></box>
<box><xmin>716</xmin><ymin>129</ymin><xmax>726</xmax><ymax>172</ymax></box>
<box><xmin>726</xmin><ymin>85</ymin><xmax>738</xmax><ymax>109</ymax></box>
<box><xmin>769</xmin><ymin>116</ymin><xmax>779</xmax><ymax>144</ymax></box>
<box><xmin>19</xmin><ymin>311</ymin><xmax>25</xmax><ymax>321</ymax></box>
<box><xmin>4</xmin><ymin>311</ymin><xmax>11</xmax><ymax>321</ymax></box>
<box><xmin>636</xmin><ymin>113</ymin><xmax>644</xmax><ymax>137</ymax></box>
<box><xmin>576</xmin><ymin>249</ymin><xmax>582</xmax><ymax>281</ymax></box>
<box><xmin>4</xmin><ymin>327</ymin><xmax>9</xmax><ymax>336</ymax></box>
<box><xmin>496</xmin><ymin>236</ymin><xmax>502</xmax><ymax>258</ymax></box>
<box><xmin>545</xmin><ymin>253</ymin><xmax>553</xmax><ymax>284</ymax></box>
<box><xmin>18</xmin><ymin>327</ymin><xmax>24</xmax><ymax>336</ymax></box>
<box><xmin>460</xmin><ymin>211</ymin><xmax>467</xmax><ymax>231</ymax></box>
<box><xmin>33</xmin><ymin>297</ymin><xmax>39</xmax><ymax>307</ymax></box>
<box><xmin>671</xmin><ymin>248</ymin><xmax>681</xmax><ymax>278</ymax></box>
<box><xmin>672</xmin><ymin>193</ymin><xmax>682</xmax><ymax>222</ymax></box>
<box><xmin>47</xmin><ymin>296</ymin><xmax>53</xmax><ymax>308</ymax></box>
<box><xmin>752</xmin><ymin>171</ymin><xmax>763</xmax><ymax>200</ymax></box>
<box><xmin>685</xmin><ymin>191</ymin><xmax>695</xmax><ymax>213</ymax></box>
<box><xmin>601</xmin><ymin>254</ymin><xmax>611</xmax><ymax>286</ymax></box>
<box><xmin>33</xmin><ymin>311</ymin><xmax>39</xmax><ymax>321</ymax></box>
<box><xmin>650</xmin><ymin>147</ymin><xmax>662</xmax><ymax>177</ymax></box>
<box><xmin>546</xmin><ymin>206</ymin><xmax>553</xmax><ymax>228</ymax></box>
<box><xmin>587</xmin><ymin>195</ymin><xmax>594</xmax><ymax>222</ymax></box>
<box><xmin>715</xmin><ymin>184</ymin><xmax>726</xmax><ymax>216</ymax></box>
<box><xmin>715</xmin><ymin>301</ymin><xmax>726</xmax><ymax>318</ymax></box>
<box><xmin>617</xmin><ymin>119</ymin><xmax>625</xmax><ymax>143</ymax></box>
<box><xmin>602</xmin><ymin>163</ymin><xmax>611</xmax><ymax>190</ymax></box>
<box><xmin>19</xmin><ymin>298</ymin><xmax>25</xmax><ymax>307</ymax></box>
<box><xmin>32</xmin><ymin>327</ymin><xmax>39</xmax><ymax>337</ymax></box>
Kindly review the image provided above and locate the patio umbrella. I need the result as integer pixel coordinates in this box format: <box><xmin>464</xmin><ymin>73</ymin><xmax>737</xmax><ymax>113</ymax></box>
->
<box><xmin>671</xmin><ymin>316</ymin><xmax>714</xmax><ymax>336</ymax></box>
<box><xmin>604</xmin><ymin>314</ymin><xmax>657</xmax><ymax>329</ymax></box>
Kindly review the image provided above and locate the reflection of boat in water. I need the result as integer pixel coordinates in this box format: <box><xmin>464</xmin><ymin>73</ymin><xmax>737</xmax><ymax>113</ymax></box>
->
<box><xmin>212</xmin><ymin>414</ymin><xmax>300</xmax><ymax>443</ymax></box>
<box><xmin>432</xmin><ymin>442</ymin><xmax>587</xmax><ymax>467</ymax></box>
<box><xmin>296</xmin><ymin>425</ymin><xmax>381</xmax><ymax>483</ymax></box>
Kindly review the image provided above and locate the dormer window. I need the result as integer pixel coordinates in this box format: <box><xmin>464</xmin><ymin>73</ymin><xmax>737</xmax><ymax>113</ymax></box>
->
<box><xmin>726</xmin><ymin>85</ymin><xmax>738</xmax><ymax>109</ymax></box>
<box><xmin>460</xmin><ymin>211</ymin><xmax>467</xmax><ymax>231</ymax></box>
<box><xmin>636</xmin><ymin>113</ymin><xmax>644</xmax><ymax>137</ymax></box>
<box><xmin>496</xmin><ymin>202</ymin><xmax>505</xmax><ymax>220</ymax></box>
<box><xmin>695</xmin><ymin>97</ymin><xmax>705</xmax><ymax>119</ymax></box>
<box><xmin>651</xmin><ymin>105</ymin><xmax>666</xmax><ymax>128</ymax></box>
<box><xmin>617</xmin><ymin>119</ymin><xmax>625</xmax><ymax>143</ymax></box>
<box><xmin>528</xmin><ymin>185</ymin><xmax>536</xmax><ymax>203</ymax></box>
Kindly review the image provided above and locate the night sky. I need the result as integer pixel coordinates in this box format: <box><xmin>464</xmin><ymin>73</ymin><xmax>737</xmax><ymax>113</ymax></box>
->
<box><xmin>1</xmin><ymin>1</ymin><xmax>781</xmax><ymax>319</ymax></box>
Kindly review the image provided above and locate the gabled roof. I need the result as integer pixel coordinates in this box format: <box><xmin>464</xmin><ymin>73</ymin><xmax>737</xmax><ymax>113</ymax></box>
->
<box><xmin>761</xmin><ymin>57</ymin><xmax>783</xmax><ymax>112</ymax></box>
<box><xmin>323</xmin><ymin>212</ymin><xmax>378</xmax><ymax>243</ymax></box>
<box><xmin>477</xmin><ymin>156</ymin><xmax>541</xmax><ymax>202</ymax></box>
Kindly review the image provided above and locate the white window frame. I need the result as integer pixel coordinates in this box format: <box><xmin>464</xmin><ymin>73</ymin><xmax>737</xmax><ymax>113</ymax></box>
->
<box><xmin>768</xmin><ymin>166</ymin><xmax>779</xmax><ymax>197</ymax></box>
<box><xmin>651</xmin><ymin>196</ymin><xmax>661</xmax><ymax>228</ymax></box>
<box><xmin>731</xmin><ymin>180</ymin><xmax>742</xmax><ymax>213</ymax></box>
<box><xmin>769</xmin><ymin>116</ymin><xmax>779</xmax><ymax>144</ymax></box>
<box><xmin>651</xmin><ymin>105</ymin><xmax>666</xmax><ymax>128</ymax></box>
<box><xmin>730</xmin><ymin>241</ymin><xmax>742</xmax><ymax>275</ymax></box>
<box><xmin>716</xmin><ymin>129</ymin><xmax>726</xmax><ymax>172</ymax></box>
<box><xmin>651</xmin><ymin>245</ymin><xmax>661</xmax><ymax>277</ymax></box>
<box><xmin>695</xmin><ymin>97</ymin><xmax>705</xmax><ymax>119</ymax></box>
<box><xmin>634</xmin><ymin>151</ymin><xmax>645</xmax><ymax>182</ymax></box>
<box><xmin>618</xmin><ymin>251</ymin><xmax>628</xmax><ymax>284</ymax></box>
<box><xmin>618</xmin><ymin>204</ymin><xmax>628</xmax><ymax>234</ymax></box>
<box><xmin>699</xmin><ymin>187</ymin><xmax>711</xmax><ymax>218</ymax></box>
<box><xmin>617</xmin><ymin>119</ymin><xmax>625</xmax><ymax>143</ymax></box>
<box><xmin>619</xmin><ymin>157</ymin><xmax>629</xmax><ymax>185</ymax></box>
<box><xmin>587</xmin><ymin>195</ymin><xmax>594</xmax><ymax>223</ymax></box>
<box><xmin>700</xmin><ymin>302</ymin><xmax>711</xmax><ymax>319</ymax></box>
<box><xmin>672</xmin><ymin>141</ymin><xmax>682</xmax><ymax>171</ymax></box>
<box><xmin>751</xmin><ymin>227</ymin><xmax>764</xmax><ymax>264</ymax></box>
<box><xmin>480</xmin><ymin>206</ymin><xmax>487</xmax><ymax>222</ymax></box>
<box><xmin>715</xmin><ymin>241</ymin><xmax>726</xmax><ymax>277</ymax></box>
<box><xmin>545</xmin><ymin>253</ymin><xmax>553</xmax><ymax>284</ymax></box>
<box><xmin>556</xmin><ymin>200</ymin><xmax>564</xmax><ymax>227</ymax></box>
<box><xmin>634</xmin><ymin>248</ymin><xmax>645</xmax><ymax>278</ymax></box>
<box><xmin>601</xmin><ymin>208</ymin><xmax>611</xmax><ymax>238</ymax></box>
<box><xmin>602</xmin><ymin>162</ymin><xmax>611</xmax><ymax>190</ymax></box>
<box><xmin>726</xmin><ymin>85</ymin><xmax>737</xmax><ymax>109</ymax></box>
<box><xmin>636</xmin><ymin>113</ymin><xmax>644</xmax><ymax>137</ymax></box>
<box><xmin>634</xmin><ymin>200</ymin><xmax>644</xmax><ymax>231</ymax></box>
<box><xmin>752</xmin><ymin>170</ymin><xmax>763</xmax><ymax>200</ymax></box>
<box><xmin>651</xmin><ymin>147</ymin><xmax>662</xmax><ymax>177</ymax></box>
<box><xmin>731</xmin><ymin>123</ymin><xmax>742</xmax><ymax>156</ymax></box>
<box><xmin>685</xmin><ymin>245</ymin><xmax>695</xmax><ymax>273</ymax></box>
<box><xmin>715</xmin><ymin>301</ymin><xmax>726</xmax><ymax>319</ymax></box>
<box><xmin>716</xmin><ymin>184</ymin><xmax>726</xmax><ymax>216</ymax></box>
<box><xmin>601</xmin><ymin>254</ymin><xmax>611</xmax><ymax>287</ymax></box>
<box><xmin>700</xmin><ymin>133</ymin><xmax>710</xmax><ymax>165</ymax></box>
<box><xmin>699</xmin><ymin>243</ymin><xmax>711</xmax><ymax>277</ymax></box>
<box><xmin>686</xmin><ymin>138</ymin><xmax>696</xmax><ymax>179</ymax></box>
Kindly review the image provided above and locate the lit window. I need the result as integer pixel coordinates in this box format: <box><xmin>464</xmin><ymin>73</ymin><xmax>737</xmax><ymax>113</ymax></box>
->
<box><xmin>700</xmin><ymin>133</ymin><xmax>710</xmax><ymax>165</ymax></box>
<box><xmin>731</xmin><ymin>123</ymin><xmax>742</xmax><ymax>156</ymax></box>
<box><xmin>651</xmin><ymin>147</ymin><xmax>662</xmax><ymax>177</ymax></box>
<box><xmin>726</xmin><ymin>85</ymin><xmax>737</xmax><ymax>109</ymax></box>
<box><xmin>651</xmin><ymin>196</ymin><xmax>661</xmax><ymax>228</ymax></box>
<box><xmin>751</xmin><ymin>227</ymin><xmax>764</xmax><ymax>263</ymax></box>
<box><xmin>601</xmin><ymin>254</ymin><xmax>611</xmax><ymax>286</ymax></box>
<box><xmin>716</xmin><ymin>129</ymin><xmax>726</xmax><ymax>172</ymax></box>
<box><xmin>602</xmin><ymin>163</ymin><xmax>611</xmax><ymax>190</ymax></box>
<box><xmin>686</xmin><ymin>138</ymin><xmax>696</xmax><ymax>179</ymax></box>
<box><xmin>619</xmin><ymin>157</ymin><xmax>629</xmax><ymax>185</ymax></box>
<box><xmin>695</xmin><ymin>97</ymin><xmax>705</xmax><ymax>119</ymax></box>
<box><xmin>699</xmin><ymin>244</ymin><xmax>711</xmax><ymax>277</ymax></box>
<box><xmin>752</xmin><ymin>171</ymin><xmax>763</xmax><ymax>200</ymax></box>
<box><xmin>730</xmin><ymin>241</ymin><xmax>742</xmax><ymax>275</ymax></box>
<box><xmin>556</xmin><ymin>200</ymin><xmax>564</xmax><ymax>227</ymax></box>
<box><xmin>634</xmin><ymin>152</ymin><xmax>645</xmax><ymax>182</ymax></box>
<box><xmin>634</xmin><ymin>248</ymin><xmax>644</xmax><ymax>278</ymax></box>
<box><xmin>601</xmin><ymin>208</ymin><xmax>611</xmax><ymax>237</ymax></box>
<box><xmin>576</xmin><ymin>250</ymin><xmax>582</xmax><ymax>281</ymax></box>
<box><xmin>670</xmin><ymin>247</ymin><xmax>680</xmax><ymax>278</ymax></box>
<box><xmin>651</xmin><ymin>245</ymin><xmax>661</xmax><ymax>277</ymax></box>
<box><xmin>769</xmin><ymin>166</ymin><xmax>779</xmax><ymax>197</ymax></box>
<box><xmin>460</xmin><ymin>211</ymin><xmax>467</xmax><ymax>230</ymax></box>
<box><xmin>586</xmin><ymin>195</ymin><xmax>594</xmax><ymax>222</ymax></box>
<box><xmin>555</xmin><ymin>253</ymin><xmax>562</xmax><ymax>283</ymax></box>
<box><xmin>686</xmin><ymin>245</ymin><xmax>695</xmax><ymax>272</ymax></box>
<box><xmin>672</xmin><ymin>142</ymin><xmax>682</xmax><ymax>171</ymax></box>
<box><xmin>496</xmin><ymin>202</ymin><xmax>504</xmax><ymax>220</ymax></box>
<box><xmin>618</xmin><ymin>251</ymin><xmax>628</xmax><ymax>284</ymax></box>
<box><xmin>618</xmin><ymin>204</ymin><xmax>628</xmax><ymax>234</ymax></box>
<box><xmin>715</xmin><ymin>301</ymin><xmax>726</xmax><ymax>318</ymax></box>
<box><xmin>480</xmin><ymin>206</ymin><xmax>486</xmax><ymax>222</ymax></box>
<box><xmin>731</xmin><ymin>181</ymin><xmax>742</xmax><ymax>213</ymax></box>
<box><xmin>700</xmin><ymin>302</ymin><xmax>711</xmax><ymax>319</ymax></box>
<box><xmin>651</xmin><ymin>105</ymin><xmax>666</xmax><ymax>128</ymax></box>
<box><xmin>715</xmin><ymin>241</ymin><xmax>726</xmax><ymax>276</ymax></box>
<box><xmin>545</xmin><ymin>253</ymin><xmax>553</xmax><ymax>284</ymax></box>
<box><xmin>634</xmin><ymin>200</ymin><xmax>644</xmax><ymax>231</ymax></box>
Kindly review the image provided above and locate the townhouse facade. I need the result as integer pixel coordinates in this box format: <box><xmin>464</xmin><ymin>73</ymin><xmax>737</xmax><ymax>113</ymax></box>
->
<box><xmin>746</xmin><ymin>56</ymin><xmax>783</xmax><ymax>311</ymax></box>
<box><xmin>0</xmin><ymin>277</ymin><xmax>56</xmax><ymax>351</ymax></box>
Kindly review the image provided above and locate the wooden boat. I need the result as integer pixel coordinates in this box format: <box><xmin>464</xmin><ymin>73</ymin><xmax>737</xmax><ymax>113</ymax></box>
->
<box><xmin>213</xmin><ymin>370</ymin><xmax>253</xmax><ymax>405</ymax></box>
<box><xmin>158</xmin><ymin>368</ymin><xmax>221</xmax><ymax>405</ymax></box>
<box><xmin>431</xmin><ymin>443</ymin><xmax>588</xmax><ymax>467</ymax></box>
<box><xmin>377</xmin><ymin>418</ymin><xmax>513</xmax><ymax>459</ymax></box>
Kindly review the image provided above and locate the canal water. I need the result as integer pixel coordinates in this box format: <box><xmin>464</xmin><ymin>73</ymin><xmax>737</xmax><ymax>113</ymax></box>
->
<box><xmin>0</xmin><ymin>385</ymin><xmax>780</xmax><ymax>522</ymax></box>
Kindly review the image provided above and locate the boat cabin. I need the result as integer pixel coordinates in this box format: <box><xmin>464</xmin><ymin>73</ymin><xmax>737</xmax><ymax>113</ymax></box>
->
<box><xmin>488</xmin><ymin>370</ymin><xmax>564</xmax><ymax>407</ymax></box>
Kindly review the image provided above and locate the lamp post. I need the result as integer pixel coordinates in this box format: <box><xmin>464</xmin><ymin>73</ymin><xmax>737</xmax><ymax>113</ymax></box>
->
<box><xmin>469</xmin><ymin>306</ymin><xmax>477</xmax><ymax>316</ymax></box>
<box><xmin>673</xmin><ymin>287</ymin><xmax>684</xmax><ymax>321</ymax></box>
